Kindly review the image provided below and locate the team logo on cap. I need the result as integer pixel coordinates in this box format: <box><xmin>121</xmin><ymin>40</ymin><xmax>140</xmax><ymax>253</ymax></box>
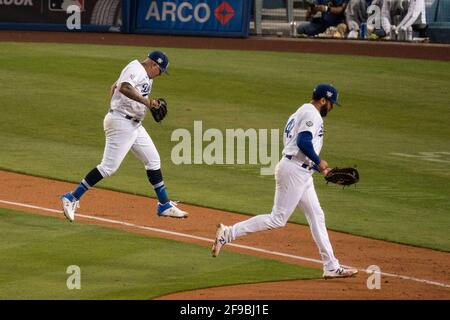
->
<box><xmin>326</xmin><ymin>91</ymin><xmax>333</xmax><ymax>98</ymax></box>
<box><xmin>157</xmin><ymin>58</ymin><xmax>163</xmax><ymax>64</ymax></box>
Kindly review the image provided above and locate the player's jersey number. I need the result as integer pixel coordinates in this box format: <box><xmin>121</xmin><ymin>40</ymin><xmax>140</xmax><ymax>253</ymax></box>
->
<box><xmin>141</xmin><ymin>83</ymin><xmax>150</xmax><ymax>97</ymax></box>
<box><xmin>284</xmin><ymin>118</ymin><xmax>295</xmax><ymax>139</ymax></box>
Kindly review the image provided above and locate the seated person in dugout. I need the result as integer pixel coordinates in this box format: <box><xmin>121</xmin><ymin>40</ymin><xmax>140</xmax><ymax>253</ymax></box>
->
<box><xmin>379</xmin><ymin>0</ymin><xmax>427</xmax><ymax>39</ymax></box>
<box><xmin>297</xmin><ymin>0</ymin><xmax>349</xmax><ymax>36</ymax></box>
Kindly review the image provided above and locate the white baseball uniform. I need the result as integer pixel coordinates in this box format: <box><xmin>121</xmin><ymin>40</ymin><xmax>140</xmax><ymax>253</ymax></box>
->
<box><xmin>381</xmin><ymin>0</ymin><xmax>423</xmax><ymax>34</ymax></box>
<box><xmin>230</xmin><ymin>103</ymin><xmax>340</xmax><ymax>271</ymax></box>
<box><xmin>97</xmin><ymin>60</ymin><xmax>160</xmax><ymax>178</ymax></box>
<box><xmin>396</xmin><ymin>0</ymin><xmax>426</xmax><ymax>30</ymax></box>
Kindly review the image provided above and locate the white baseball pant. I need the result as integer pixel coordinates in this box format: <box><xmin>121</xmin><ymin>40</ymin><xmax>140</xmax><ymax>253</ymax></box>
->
<box><xmin>96</xmin><ymin>112</ymin><xmax>160</xmax><ymax>177</ymax></box>
<box><xmin>230</xmin><ymin>157</ymin><xmax>340</xmax><ymax>271</ymax></box>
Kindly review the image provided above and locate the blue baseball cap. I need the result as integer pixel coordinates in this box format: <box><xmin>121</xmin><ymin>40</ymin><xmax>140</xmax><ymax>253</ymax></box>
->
<box><xmin>312</xmin><ymin>84</ymin><xmax>340</xmax><ymax>106</ymax></box>
<box><xmin>148</xmin><ymin>51</ymin><xmax>169</xmax><ymax>75</ymax></box>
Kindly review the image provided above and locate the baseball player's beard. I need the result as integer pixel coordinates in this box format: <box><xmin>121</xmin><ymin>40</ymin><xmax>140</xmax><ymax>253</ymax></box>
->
<box><xmin>320</xmin><ymin>104</ymin><xmax>328</xmax><ymax>117</ymax></box>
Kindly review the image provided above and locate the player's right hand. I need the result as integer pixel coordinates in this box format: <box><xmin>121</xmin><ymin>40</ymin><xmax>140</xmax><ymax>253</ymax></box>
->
<box><xmin>147</xmin><ymin>98</ymin><xmax>160</xmax><ymax>109</ymax></box>
<box><xmin>319</xmin><ymin>160</ymin><xmax>330</xmax><ymax>176</ymax></box>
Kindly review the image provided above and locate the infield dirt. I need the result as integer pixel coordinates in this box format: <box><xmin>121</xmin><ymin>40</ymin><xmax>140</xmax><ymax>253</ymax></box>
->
<box><xmin>1</xmin><ymin>171</ymin><xmax>449</xmax><ymax>299</ymax></box>
<box><xmin>0</xmin><ymin>31</ymin><xmax>449</xmax><ymax>61</ymax></box>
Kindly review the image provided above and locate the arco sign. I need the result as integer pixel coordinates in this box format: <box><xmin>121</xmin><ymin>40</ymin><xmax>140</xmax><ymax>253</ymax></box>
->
<box><xmin>133</xmin><ymin>0</ymin><xmax>250</xmax><ymax>37</ymax></box>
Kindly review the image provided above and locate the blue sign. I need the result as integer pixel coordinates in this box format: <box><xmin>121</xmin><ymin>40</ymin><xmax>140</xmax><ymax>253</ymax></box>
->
<box><xmin>132</xmin><ymin>0</ymin><xmax>250</xmax><ymax>37</ymax></box>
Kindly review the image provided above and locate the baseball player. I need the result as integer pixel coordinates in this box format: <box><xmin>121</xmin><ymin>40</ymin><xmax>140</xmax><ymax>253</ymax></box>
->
<box><xmin>212</xmin><ymin>84</ymin><xmax>358</xmax><ymax>279</ymax></box>
<box><xmin>60</xmin><ymin>51</ymin><xmax>188</xmax><ymax>221</ymax></box>
<box><xmin>395</xmin><ymin>0</ymin><xmax>426</xmax><ymax>35</ymax></box>
<box><xmin>380</xmin><ymin>0</ymin><xmax>426</xmax><ymax>38</ymax></box>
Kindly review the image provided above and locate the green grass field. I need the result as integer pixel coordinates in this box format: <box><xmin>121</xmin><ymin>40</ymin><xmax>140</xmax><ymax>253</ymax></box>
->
<box><xmin>0</xmin><ymin>208</ymin><xmax>320</xmax><ymax>299</ymax></box>
<box><xmin>0</xmin><ymin>42</ymin><xmax>449</xmax><ymax>251</ymax></box>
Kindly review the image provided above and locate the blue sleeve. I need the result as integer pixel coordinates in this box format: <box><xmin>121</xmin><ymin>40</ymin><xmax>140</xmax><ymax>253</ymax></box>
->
<box><xmin>297</xmin><ymin>131</ymin><xmax>321</xmax><ymax>165</ymax></box>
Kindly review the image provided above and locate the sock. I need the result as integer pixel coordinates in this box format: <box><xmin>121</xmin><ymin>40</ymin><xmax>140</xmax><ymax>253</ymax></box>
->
<box><xmin>146</xmin><ymin>169</ymin><xmax>169</xmax><ymax>204</ymax></box>
<box><xmin>72</xmin><ymin>167</ymin><xmax>103</xmax><ymax>200</ymax></box>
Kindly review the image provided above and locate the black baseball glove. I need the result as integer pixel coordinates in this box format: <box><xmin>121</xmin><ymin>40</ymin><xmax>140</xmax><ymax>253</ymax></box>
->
<box><xmin>150</xmin><ymin>98</ymin><xmax>168</xmax><ymax>123</ymax></box>
<box><xmin>324</xmin><ymin>167</ymin><xmax>359</xmax><ymax>186</ymax></box>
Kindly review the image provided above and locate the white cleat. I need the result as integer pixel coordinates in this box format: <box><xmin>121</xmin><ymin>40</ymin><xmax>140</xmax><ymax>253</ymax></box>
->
<box><xmin>211</xmin><ymin>223</ymin><xmax>231</xmax><ymax>257</ymax></box>
<box><xmin>60</xmin><ymin>193</ymin><xmax>79</xmax><ymax>222</ymax></box>
<box><xmin>323</xmin><ymin>267</ymin><xmax>359</xmax><ymax>279</ymax></box>
<box><xmin>157</xmin><ymin>201</ymin><xmax>189</xmax><ymax>218</ymax></box>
